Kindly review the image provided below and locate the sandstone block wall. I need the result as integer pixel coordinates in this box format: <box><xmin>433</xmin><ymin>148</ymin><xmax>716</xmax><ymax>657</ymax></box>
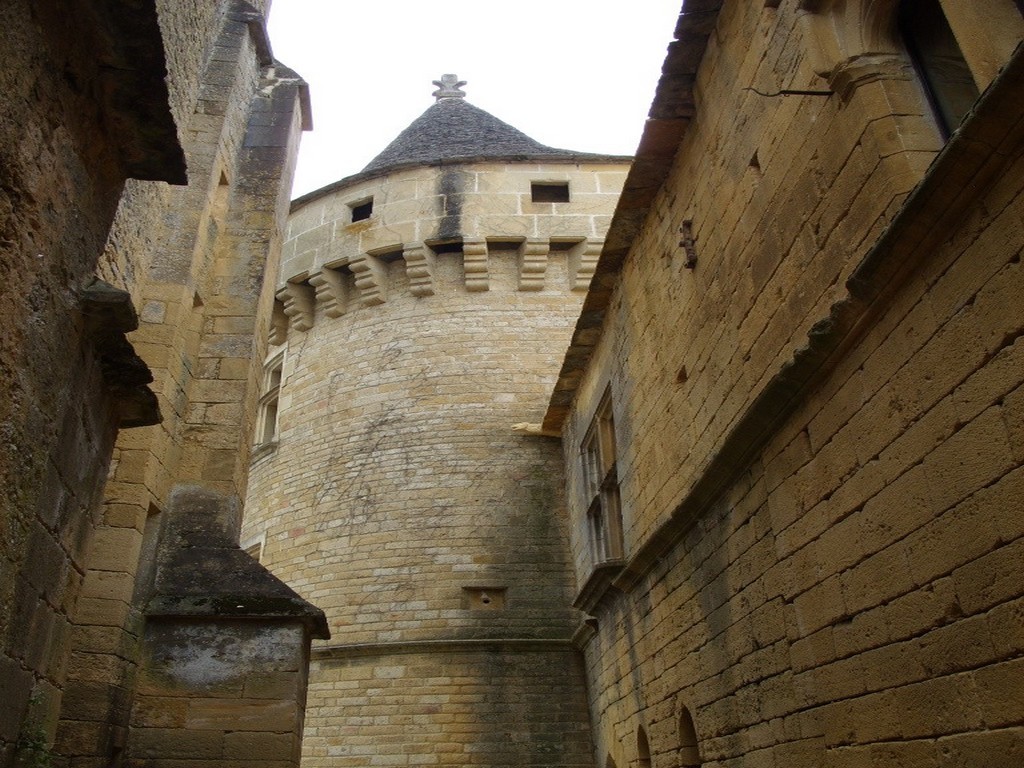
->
<box><xmin>127</xmin><ymin>483</ymin><xmax>325</xmax><ymax>768</ymax></box>
<box><xmin>130</xmin><ymin>620</ymin><xmax>309</xmax><ymax>768</ymax></box>
<box><xmin>256</xmin><ymin>269</ymin><xmax>581</xmax><ymax>637</ymax></box>
<box><xmin>62</xmin><ymin>10</ymin><xmax>320</xmax><ymax>768</ymax></box>
<box><xmin>560</xmin><ymin>1</ymin><xmax>1024</xmax><ymax>766</ymax></box>
<box><xmin>247</xmin><ymin>247</ymin><xmax>594</xmax><ymax>766</ymax></box>
<box><xmin>0</xmin><ymin>0</ymin><xmax>184</xmax><ymax>762</ymax></box>
<box><xmin>0</xmin><ymin>0</ymin><xmax>322</xmax><ymax>766</ymax></box>
<box><xmin>305</xmin><ymin>647</ymin><xmax>592</xmax><ymax>768</ymax></box>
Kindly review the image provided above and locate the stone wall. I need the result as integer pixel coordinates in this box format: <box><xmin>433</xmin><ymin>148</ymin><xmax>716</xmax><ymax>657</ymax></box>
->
<box><xmin>0</xmin><ymin>0</ymin><xmax>182</xmax><ymax>762</ymax></box>
<box><xmin>249</xmin><ymin>248</ymin><xmax>584</xmax><ymax>642</ymax></box>
<box><xmin>129</xmin><ymin>484</ymin><xmax>323</xmax><ymax>768</ymax></box>
<box><xmin>57</xmin><ymin>4</ymin><xmax>323</xmax><ymax>765</ymax></box>
<box><xmin>131</xmin><ymin>620</ymin><xmax>310</xmax><ymax>768</ymax></box>
<box><xmin>0</xmin><ymin>1</ymin><xmax>324</xmax><ymax>766</ymax></box>
<box><xmin>557</xmin><ymin>1</ymin><xmax>1024</xmax><ymax>766</ymax></box>
<box><xmin>304</xmin><ymin>646</ymin><xmax>592</xmax><ymax>767</ymax></box>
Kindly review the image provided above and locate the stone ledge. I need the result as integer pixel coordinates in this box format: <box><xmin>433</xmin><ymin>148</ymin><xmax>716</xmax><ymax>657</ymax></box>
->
<box><xmin>312</xmin><ymin>637</ymin><xmax>576</xmax><ymax>660</ymax></box>
<box><xmin>43</xmin><ymin>0</ymin><xmax>188</xmax><ymax>182</ymax></box>
<box><xmin>572</xmin><ymin>560</ymin><xmax>625</xmax><ymax>615</ymax></box>
<box><xmin>147</xmin><ymin>548</ymin><xmax>329</xmax><ymax>640</ymax></box>
<box><xmin>81</xmin><ymin>279</ymin><xmax>161</xmax><ymax>428</ymax></box>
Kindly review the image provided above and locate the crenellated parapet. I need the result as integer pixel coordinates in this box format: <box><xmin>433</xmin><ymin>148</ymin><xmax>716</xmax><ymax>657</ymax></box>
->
<box><xmin>273</xmin><ymin>236</ymin><xmax>605</xmax><ymax>335</ymax></box>
<box><xmin>348</xmin><ymin>252</ymin><xmax>387</xmax><ymax>307</ymax></box>
<box><xmin>571</xmin><ymin>238</ymin><xmax>603</xmax><ymax>292</ymax></box>
<box><xmin>278</xmin><ymin>159</ymin><xmax>628</xmax><ymax>303</ymax></box>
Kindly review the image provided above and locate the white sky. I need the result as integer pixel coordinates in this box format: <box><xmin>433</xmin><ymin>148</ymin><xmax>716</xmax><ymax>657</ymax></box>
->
<box><xmin>266</xmin><ymin>1</ymin><xmax>683</xmax><ymax>198</ymax></box>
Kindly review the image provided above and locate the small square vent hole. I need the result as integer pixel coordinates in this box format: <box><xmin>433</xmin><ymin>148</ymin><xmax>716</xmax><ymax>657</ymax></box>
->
<box><xmin>463</xmin><ymin>586</ymin><xmax>507</xmax><ymax>610</ymax></box>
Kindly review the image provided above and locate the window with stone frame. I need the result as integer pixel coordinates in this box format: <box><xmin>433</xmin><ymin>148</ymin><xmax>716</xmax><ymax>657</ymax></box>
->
<box><xmin>801</xmin><ymin>0</ymin><xmax>1022</xmax><ymax>144</ymax></box>
<box><xmin>256</xmin><ymin>354</ymin><xmax>283</xmax><ymax>446</ymax></box>
<box><xmin>581</xmin><ymin>389</ymin><xmax>623</xmax><ymax>565</ymax></box>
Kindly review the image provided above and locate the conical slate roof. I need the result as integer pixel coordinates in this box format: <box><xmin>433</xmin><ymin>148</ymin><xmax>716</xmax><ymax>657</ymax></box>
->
<box><xmin>360</xmin><ymin>74</ymin><xmax>622</xmax><ymax>175</ymax></box>
<box><xmin>291</xmin><ymin>75</ymin><xmax>631</xmax><ymax>209</ymax></box>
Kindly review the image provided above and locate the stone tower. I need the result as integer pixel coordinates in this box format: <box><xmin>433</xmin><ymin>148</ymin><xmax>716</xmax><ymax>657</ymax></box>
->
<box><xmin>241</xmin><ymin>77</ymin><xmax>630</xmax><ymax>766</ymax></box>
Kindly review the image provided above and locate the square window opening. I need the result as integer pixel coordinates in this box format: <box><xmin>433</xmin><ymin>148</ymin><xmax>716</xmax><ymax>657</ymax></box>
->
<box><xmin>531</xmin><ymin>182</ymin><xmax>570</xmax><ymax>203</ymax></box>
<box><xmin>350</xmin><ymin>198</ymin><xmax>373</xmax><ymax>222</ymax></box>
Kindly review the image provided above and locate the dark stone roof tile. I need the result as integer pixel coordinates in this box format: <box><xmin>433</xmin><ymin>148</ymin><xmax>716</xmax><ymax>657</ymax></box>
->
<box><xmin>361</xmin><ymin>97</ymin><xmax>610</xmax><ymax>174</ymax></box>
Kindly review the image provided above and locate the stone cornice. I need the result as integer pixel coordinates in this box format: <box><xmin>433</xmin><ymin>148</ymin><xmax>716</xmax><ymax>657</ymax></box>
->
<box><xmin>80</xmin><ymin>279</ymin><xmax>161</xmax><ymax>428</ymax></box>
<box><xmin>312</xmin><ymin>637</ymin><xmax>577</xmax><ymax>660</ymax></box>
<box><xmin>542</xmin><ymin>3</ymin><xmax>721</xmax><ymax>432</ymax></box>
<box><xmin>272</xmin><ymin>238</ymin><xmax>603</xmax><ymax>337</ymax></box>
<box><xmin>572</xmin><ymin>560</ymin><xmax>625</xmax><ymax>615</ymax></box>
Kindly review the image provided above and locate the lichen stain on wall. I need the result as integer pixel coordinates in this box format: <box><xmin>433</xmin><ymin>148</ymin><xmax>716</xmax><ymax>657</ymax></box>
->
<box><xmin>146</xmin><ymin>622</ymin><xmax>300</xmax><ymax>688</ymax></box>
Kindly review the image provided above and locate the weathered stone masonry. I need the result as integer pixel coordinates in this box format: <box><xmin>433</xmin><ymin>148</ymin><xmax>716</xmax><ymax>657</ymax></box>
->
<box><xmin>550</xmin><ymin>1</ymin><xmax>1024</xmax><ymax>766</ymax></box>
<box><xmin>0</xmin><ymin>2</ymin><xmax>326</xmax><ymax>767</ymax></box>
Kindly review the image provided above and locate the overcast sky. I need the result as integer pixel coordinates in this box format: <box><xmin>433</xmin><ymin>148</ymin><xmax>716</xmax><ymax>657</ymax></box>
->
<box><xmin>266</xmin><ymin>1</ymin><xmax>683</xmax><ymax>197</ymax></box>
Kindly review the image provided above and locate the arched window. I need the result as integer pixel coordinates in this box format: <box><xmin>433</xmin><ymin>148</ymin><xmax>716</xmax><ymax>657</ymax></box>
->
<box><xmin>678</xmin><ymin>707</ymin><xmax>701</xmax><ymax>767</ymax></box>
<box><xmin>637</xmin><ymin>726</ymin><xmax>652</xmax><ymax>768</ymax></box>
<box><xmin>898</xmin><ymin>0</ymin><xmax>980</xmax><ymax>137</ymax></box>
<box><xmin>605</xmin><ymin>755</ymin><xmax>618</xmax><ymax>768</ymax></box>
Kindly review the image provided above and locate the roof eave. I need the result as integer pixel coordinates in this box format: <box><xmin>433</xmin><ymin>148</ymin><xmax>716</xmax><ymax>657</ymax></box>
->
<box><xmin>541</xmin><ymin>1</ymin><xmax>722</xmax><ymax>433</ymax></box>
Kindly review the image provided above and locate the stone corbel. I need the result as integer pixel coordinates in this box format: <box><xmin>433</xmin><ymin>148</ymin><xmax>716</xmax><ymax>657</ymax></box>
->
<box><xmin>518</xmin><ymin>239</ymin><xmax>549</xmax><ymax>291</ymax></box>
<box><xmin>403</xmin><ymin>242</ymin><xmax>435</xmax><ymax>297</ymax></box>
<box><xmin>80</xmin><ymin>279</ymin><xmax>160</xmax><ymax>428</ymax></box>
<box><xmin>827</xmin><ymin>53</ymin><xmax>915</xmax><ymax>102</ymax></box>
<box><xmin>276</xmin><ymin>282</ymin><xmax>315</xmax><ymax>332</ymax></box>
<box><xmin>462</xmin><ymin>238</ymin><xmax>489</xmax><ymax>292</ymax></box>
<box><xmin>308</xmin><ymin>267</ymin><xmax>346</xmax><ymax>318</ymax></box>
<box><xmin>268</xmin><ymin>298</ymin><xmax>288</xmax><ymax>346</ymax></box>
<box><xmin>572</xmin><ymin>239</ymin><xmax>603</xmax><ymax>292</ymax></box>
<box><xmin>348</xmin><ymin>253</ymin><xmax>387</xmax><ymax>306</ymax></box>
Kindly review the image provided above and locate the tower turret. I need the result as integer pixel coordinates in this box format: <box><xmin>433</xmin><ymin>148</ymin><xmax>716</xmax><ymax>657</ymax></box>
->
<box><xmin>242</xmin><ymin>77</ymin><xmax>630</xmax><ymax>767</ymax></box>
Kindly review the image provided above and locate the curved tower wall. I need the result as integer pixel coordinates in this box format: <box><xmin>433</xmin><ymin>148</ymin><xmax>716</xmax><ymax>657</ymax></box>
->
<box><xmin>243</xmin><ymin>158</ymin><xmax>628</xmax><ymax>767</ymax></box>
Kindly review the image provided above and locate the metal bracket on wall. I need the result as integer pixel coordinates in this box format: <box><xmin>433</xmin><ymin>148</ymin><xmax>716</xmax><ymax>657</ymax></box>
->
<box><xmin>679</xmin><ymin>220</ymin><xmax>698</xmax><ymax>269</ymax></box>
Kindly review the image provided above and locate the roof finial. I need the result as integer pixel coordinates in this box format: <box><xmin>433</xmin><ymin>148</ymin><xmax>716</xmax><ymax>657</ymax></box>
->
<box><xmin>432</xmin><ymin>74</ymin><xmax>467</xmax><ymax>101</ymax></box>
